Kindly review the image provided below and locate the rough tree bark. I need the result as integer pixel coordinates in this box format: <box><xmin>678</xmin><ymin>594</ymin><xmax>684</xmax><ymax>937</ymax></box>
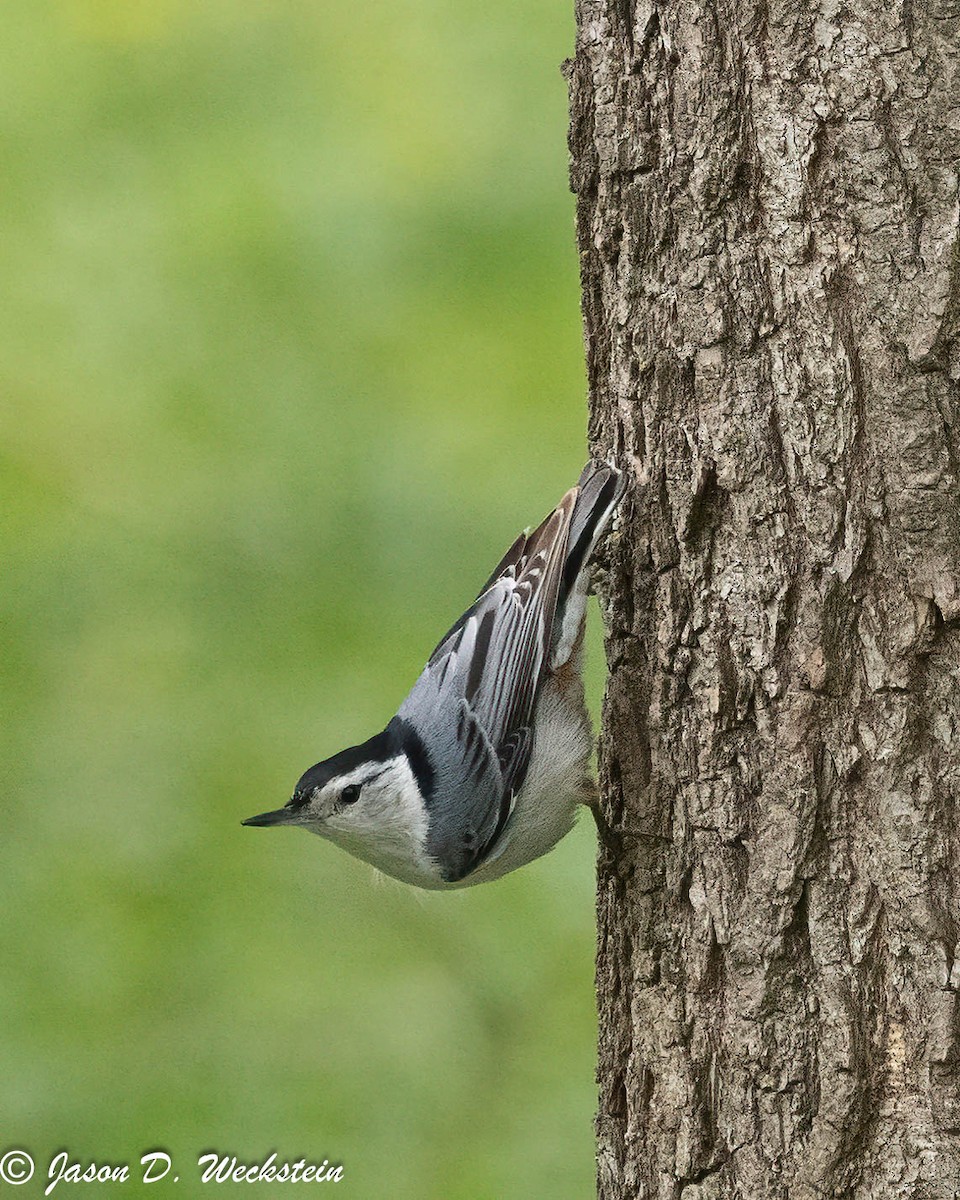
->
<box><xmin>567</xmin><ymin>2</ymin><xmax>960</xmax><ymax>1197</ymax></box>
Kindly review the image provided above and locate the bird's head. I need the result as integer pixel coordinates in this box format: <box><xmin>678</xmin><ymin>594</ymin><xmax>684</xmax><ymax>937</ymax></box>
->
<box><xmin>243</xmin><ymin>726</ymin><xmax>437</xmax><ymax>885</ymax></box>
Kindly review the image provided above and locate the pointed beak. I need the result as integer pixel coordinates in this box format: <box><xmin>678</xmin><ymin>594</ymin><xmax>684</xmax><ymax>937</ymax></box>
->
<box><xmin>242</xmin><ymin>806</ymin><xmax>297</xmax><ymax>828</ymax></box>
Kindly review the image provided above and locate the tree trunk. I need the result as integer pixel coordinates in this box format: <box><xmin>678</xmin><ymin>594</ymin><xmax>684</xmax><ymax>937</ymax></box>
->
<box><xmin>567</xmin><ymin>3</ymin><xmax>960</xmax><ymax>1196</ymax></box>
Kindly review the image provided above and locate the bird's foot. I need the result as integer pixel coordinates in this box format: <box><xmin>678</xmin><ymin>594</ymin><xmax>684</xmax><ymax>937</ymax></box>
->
<box><xmin>585</xmin><ymin>792</ymin><xmax>624</xmax><ymax>861</ymax></box>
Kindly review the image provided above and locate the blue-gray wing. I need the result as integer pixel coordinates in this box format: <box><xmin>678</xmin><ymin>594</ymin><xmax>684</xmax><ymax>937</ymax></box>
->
<box><xmin>395</xmin><ymin>491</ymin><xmax>577</xmax><ymax>882</ymax></box>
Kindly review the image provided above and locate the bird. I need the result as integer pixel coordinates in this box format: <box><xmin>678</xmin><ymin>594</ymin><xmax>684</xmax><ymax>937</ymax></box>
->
<box><xmin>243</xmin><ymin>461</ymin><xmax>626</xmax><ymax>889</ymax></box>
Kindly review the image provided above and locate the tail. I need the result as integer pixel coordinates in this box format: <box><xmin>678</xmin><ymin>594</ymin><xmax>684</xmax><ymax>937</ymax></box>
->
<box><xmin>551</xmin><ymin>461</ymin><xmax>626</xmax><ymax>668</ymax></box>
<box><xmin>562</xmin><ymin>462</ymin><xmax>626</xmax><ymax>606</ymax></box>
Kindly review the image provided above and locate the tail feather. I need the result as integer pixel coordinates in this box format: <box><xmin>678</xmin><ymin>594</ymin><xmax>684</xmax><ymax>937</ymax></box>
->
<box><xmin>442</xmin><ymin>462</ymin><xmax>625</xmax><ymax>673</ymax></box>
<box><xmin>561</xmin><ymin>462</ymin><xmax>626</xmax><ymax>606</ymax></box>
<box><xmin>549</xmin><ymin>461</ymin><xmax>625</xmax><ymax>670</ymax></box>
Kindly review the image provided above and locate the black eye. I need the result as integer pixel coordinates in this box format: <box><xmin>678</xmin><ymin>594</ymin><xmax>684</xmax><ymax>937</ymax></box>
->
<box><xmin>340</xmin><ymin>783</ymin><xmax>362</xmax><ymax>806</ymax></box>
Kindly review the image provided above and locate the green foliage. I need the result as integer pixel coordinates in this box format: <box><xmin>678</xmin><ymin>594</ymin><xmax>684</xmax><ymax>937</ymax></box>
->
<box><xmin>1</xmin><ymin>2</ymin><xmax>601</xmax><ymax>1195</ymax></box>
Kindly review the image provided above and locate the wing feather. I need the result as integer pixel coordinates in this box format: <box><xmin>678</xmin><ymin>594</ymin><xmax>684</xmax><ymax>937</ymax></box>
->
<box><xmin>395</xmin><ymin>490</ymin><xmax>577</xmax><ymax>881</ymax></box>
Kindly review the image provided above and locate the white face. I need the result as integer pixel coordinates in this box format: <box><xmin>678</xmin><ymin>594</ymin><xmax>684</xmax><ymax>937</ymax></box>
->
<box><xmin>298</xmin><ymin>755</ymin><xmax>441</xmax><ymax>888</ymax></box>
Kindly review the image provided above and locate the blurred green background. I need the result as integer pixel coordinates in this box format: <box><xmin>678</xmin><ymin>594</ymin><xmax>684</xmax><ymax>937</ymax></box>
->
<box><xmin>1</xmin><ymin>1</ymin><xmax>602</xmax><ymax>1196</ymax></box>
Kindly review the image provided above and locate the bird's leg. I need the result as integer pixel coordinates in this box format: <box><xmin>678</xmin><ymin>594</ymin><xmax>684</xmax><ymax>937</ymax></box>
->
<box><xmin>583</xmin><ymin>778</ymin><xmax>623</xmax><ymax>860</ymax></box>
<box><xmin>584</xmin><ymin>778</ymin><xmax>671</xmax><ymax>863</ymax></box>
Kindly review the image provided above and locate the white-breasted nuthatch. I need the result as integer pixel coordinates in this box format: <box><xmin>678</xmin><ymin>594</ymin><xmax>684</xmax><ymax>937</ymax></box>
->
<box><xmin>243</xmin><ymin>462</ymin><xmax>626</xmax><ymax>889</ymax></box>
